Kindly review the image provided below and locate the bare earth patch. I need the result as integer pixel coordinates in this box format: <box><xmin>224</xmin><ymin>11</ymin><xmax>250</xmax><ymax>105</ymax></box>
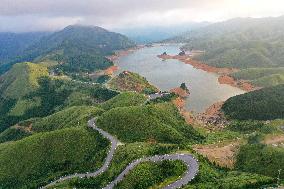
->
<box><xmin>193</xmin><ymin>141</ymin><xmax>241</xmax><ymax>169</ymax></box>
<box><xmin>264</xmin><ymin>135</ymin><xmax>284</xmax><ymax>145</ymax></box>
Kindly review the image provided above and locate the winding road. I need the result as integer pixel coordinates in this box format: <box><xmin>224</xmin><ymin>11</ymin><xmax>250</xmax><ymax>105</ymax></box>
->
<box><xmin>41</xmin><ymin>119</ymin><xmax>199</xmax><ymax>189</ymax></box>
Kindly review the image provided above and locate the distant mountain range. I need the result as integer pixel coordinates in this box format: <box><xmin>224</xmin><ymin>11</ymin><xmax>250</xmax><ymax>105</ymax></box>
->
<box><xmin>115</xmin><ymin>22</ymin><xmax>210</xmax><ymax>44</ymax></box>
<box><xmin>168</xmin><ymin>16</ymin><xmax>284</xmax><ymax>69</ymax></box>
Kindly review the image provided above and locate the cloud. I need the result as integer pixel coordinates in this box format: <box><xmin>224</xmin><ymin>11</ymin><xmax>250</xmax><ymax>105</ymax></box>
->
<box><xmin>0</xmin><ymin>0</ymin><xmax>284</xmax><ymax>32</ymax></box>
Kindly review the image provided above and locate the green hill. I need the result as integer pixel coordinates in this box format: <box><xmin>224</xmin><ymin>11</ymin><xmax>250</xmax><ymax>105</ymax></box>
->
<box><xmin>236</xmin><ymin>144</ymin><xmax>284</xmax><ymax>179</ymax></box>
<box><xmin>0</xmin><ymin>126</ymin><xmax>32</xmax><ymax>143</ymax></box>
<box><xmin>0</xmin><ymin>64</ymin><xmax>118</xmax><ymax>132</ymax></box>
<box><xmin>170</xmin><ymin>16</ymin><xmax>284</xmax><ymax>69</ymax></box>
<box><xmin>108</xmin><ymin>71</ymin><xmax>159</xmax><ymax>94</ymax></box>
<box><xmin>0</xmin><ymin>127</ymin><xmax>109</xmax><ymax>189</ymax></box>
<box><xmin>230</xmin><ymin>67</ymin><xmax>284</xmax><ymax>87</ymax></box>
<box><xmin>0</xmin><ymin>62</ymin><xmax>48</xmax><ymax>99</ymax></box>
<box><xmin>31</xmin><ymin>106</ymin><xmax>104</xmax><ymax>132</ymax></box>
<box><xmin>100</xmin><ymin>92</ymin><xmax>147</xmax><ymax>110</ymax></box>
<box><xmin>222</xmin><ymin>85</ymin><xmax>284</xmax><ymax>120</ymax></box>
<box><xmin>96</xmin><ymin>103</ymin><xmax>203</xmax><ymax>143</ymax></box>
<box><xmin>1</xmin><ymin>25</ymin><xmax>135</xmax><ymax>74</ymax></box>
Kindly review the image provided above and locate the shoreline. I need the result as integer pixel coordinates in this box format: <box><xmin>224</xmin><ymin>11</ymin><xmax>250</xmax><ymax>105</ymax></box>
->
<box><xmin>104</xmin><ymin>45</ymin><xmax>144</xmax><ymax>75</ymax></box>
<box><xmin>158</xmin><ymin>54</ymin><xmax>256</xmax><ymax>92</ymax></box>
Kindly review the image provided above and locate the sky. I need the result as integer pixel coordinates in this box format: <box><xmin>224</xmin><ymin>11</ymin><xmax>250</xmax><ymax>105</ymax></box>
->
<box><xmin>1</xmin><ymin>0</ymin><xmax>284</xmax><ymax>32</ymax></box>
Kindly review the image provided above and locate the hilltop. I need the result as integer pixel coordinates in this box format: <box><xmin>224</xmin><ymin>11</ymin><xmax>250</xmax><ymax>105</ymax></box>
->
<box><xmin>108</xmin><ymin>71</ymin><xmax>159</xmax><ymax>94</ymax></box>
<box><xmin>0</xmin><ymin>25</ymin><xmax>135</xmax><ymax>75</ymax></box>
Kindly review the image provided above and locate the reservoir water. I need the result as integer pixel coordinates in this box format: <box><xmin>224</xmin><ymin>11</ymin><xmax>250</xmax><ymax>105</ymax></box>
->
<box><xmin>115</xmin><ymin>44</ymin><xmax>245</xmax><ymax>113</ymax></box>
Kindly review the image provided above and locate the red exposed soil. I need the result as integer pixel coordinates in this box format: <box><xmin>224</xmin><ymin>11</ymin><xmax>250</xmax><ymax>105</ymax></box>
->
<box><xmin>104</xmin><ymin>66</ymin><xmax>118</xmax><ymax>75</ymax></box>
<box><xmin>170</xmin><ymin>87</ymin><xmax>190</xmax><ymax>98</ymax></box>
<box><xmin>218</xmin><ymin>75</ymin><xmax>255</xmax><ymax>92</ymax></box>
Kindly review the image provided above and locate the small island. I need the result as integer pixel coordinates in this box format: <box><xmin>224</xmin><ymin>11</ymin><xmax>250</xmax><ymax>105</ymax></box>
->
<box><xmin>170</xmin><ymin>83</ymin><xmax>190</xmax><ymax>98</ymax></box>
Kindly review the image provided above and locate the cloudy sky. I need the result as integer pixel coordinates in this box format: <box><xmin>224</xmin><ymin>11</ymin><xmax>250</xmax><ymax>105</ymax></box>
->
<box><xmin>1</xmin><ymin>0</ymin><xmax>284</xmax><ymax>32</ymax></box>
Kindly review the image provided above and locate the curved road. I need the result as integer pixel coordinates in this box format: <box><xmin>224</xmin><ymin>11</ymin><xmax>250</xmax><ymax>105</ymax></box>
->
<box><xmin>41</xmin><ymin>119</ymin><xmax>199</xmax><ymax>189</ymax></box>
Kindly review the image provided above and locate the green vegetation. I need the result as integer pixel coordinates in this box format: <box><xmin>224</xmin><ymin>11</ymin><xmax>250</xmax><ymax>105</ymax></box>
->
<box><xmin>109</xmin><ymin>71</ymin><xmax>159</xmax><ymax>94</ymax></box>
<box><xmin>31</xmin><ymin>106</ymin><xmax>104</xmax><ymax>132</ymax></box>
<box><xmin>0</xmin><ymin>126</ymin><xmax>31</xmax><ymax>143</ymax></box>
<box><xmin>0</xmin><ymin>72</ymin><xmax>118</xmax><ymax>131</ymax></box>
<box><xmin>1</xmin><ymin>25</ymin><xmax>135</xmax><ymax>75</ymax></box>
<box><xmin>222</xmin><ymin>85</ymin><xmax>284</xmax><ymax>120</ymax></box>
<box><xmin>115</xmin><ymin>160</ymin><xmax>186</xmax><ymax>189</ymax></box>
<box><xmin>236</xmin><ymin>144</ymin><xmax>284</xmax><ymax>179</ymax></box>
<box><xmin>96</xmin><ymin>75</ymin><xmax>111</xmax><ymax>84</ymax></box>
<box><xmin>172</xmin><ymin>16</ymin><xmax>284</xmax><ymax>69</ymax></box>
<box><xmin>180</xmin><ymin>83</ymin><xmax>189</xmax><ymax>93</ymax></box>
<box><xmin>231</xmin><ymin>67</ymin><xmax>284</xmax><ymax>87</ymax></box>
<box><xmin>0</xmin><ymin>127</ymin><xmax>109</xmax><ymax>189</ymax></box>
<box><xmin>56</xmin><ymin>142</ymin><xmax>181</xmax><ymax>188</ymax></box>
<box><xmin>186</xmin><ymin>171</ymin><xmax>274</xmax><ymax>189</ymax></box>
<box><xmin>0</xmin><ymin>32</ymin><xmax>47</xmax><ymax>73</ymax></box>
<box><xmin>0</xmin><ymin>62</ymin><xmax>48</xmax><ymax>99</ymax></box>
<box><xmin>226</xmin><ymin>120</ymin><xmax>276</xmax><ymax>134</ymax></box>
<box><xmin>97</xmin><ymin>103</ymin><xmax>204</xmax><ymax>143</ymax></box>
<box><xmin>100</xmin><ymin>92</ymin><xmax>147</xmax><ymax>110</ymax></box>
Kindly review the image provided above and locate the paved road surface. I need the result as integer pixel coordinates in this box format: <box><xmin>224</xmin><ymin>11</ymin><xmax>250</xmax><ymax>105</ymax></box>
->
<box><xmin>41</xmin><ymin>119</ymin><xmax>199</xmax><ymax>189</ymax></box>
<box><xmin>41</xmin><ymin>118</ymin><xmax>118</xmax><ymax>189</ymax></box>
<box><xmin>103</xmin><ymin>154</ymin><xmax>198</xmax><ymax>189</ymax></box>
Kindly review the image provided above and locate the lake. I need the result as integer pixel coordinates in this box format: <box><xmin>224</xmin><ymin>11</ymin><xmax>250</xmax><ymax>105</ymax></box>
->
<box><xmin>115</xmin><ymin>44</ymin><xmax>245</xmax><ymax>113</ymax></box>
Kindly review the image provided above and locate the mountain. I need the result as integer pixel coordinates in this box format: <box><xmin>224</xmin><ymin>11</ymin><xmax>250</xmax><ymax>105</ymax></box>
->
<box><xmin>0</xmin><ymin>32</ymin><xmax>48</xmax><ymax>64</ymax></box>
<box><xmin>170</xmin><ymin>16</ymin><xmax>284</xmax><ymax>69</ymax></box>
<box><xmin>0</xmin><ymin>25</ymin><xmax>135</xmax><ymax>74</ymax></box>
<box><xmin>115</xmin><ymin>22</ymin><xmax>209</xmax><ymax>44</ymax></box>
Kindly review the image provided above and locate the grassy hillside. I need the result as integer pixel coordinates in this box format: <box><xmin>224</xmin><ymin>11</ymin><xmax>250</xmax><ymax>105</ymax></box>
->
<box><xmin>230</xmin><ymin>67</ymin><xmax>284</xmax><ymax>87</ymax></box>
<box><xmin>100</xmin><ymin>92</ymin><xmax>147</xmax><ymax>110</ymax></box>
<box><xmin>115</xmin><ymin>161</ymin><xmax>186</xmax><ymax>189</ymax></box>
<box><xmin>0</xmin><ymin>126</ymin><xmax>32</xmax><ymax>143</ymax></box>
<box><xmin>222</xmin><ymin>85</ymin><xmax>284</xmax><ymax>120</ymax></box>
<box><xmin>0</xmin><ymin>127</ymin><xmax>109</xmax><ymax>189</ymax></box>
<box><xmin>31</xmin><ymin>106</ymin><xmax>104</xmax><ymax>132</ymax></box>
<box><xmin>236</xmin><ymin>144</ymin><xmax>284</xmax><ymax>179</ymax></box>
<box><xmin>109</xmin><ymin>71</ymin><xmax>159</xmax><ymax>94</ymax></box>
<box><xmin>0</xmin><ymin>68</ymin><xmax>118</xmax><ymax>132</ymax></box>
<box><xmin>97</xmin><ymin>103</ymin><xmax>203</xmax><ymax>143</ymax></box>
<box><xmin>54</xmin><ymin>142</ymin><xmax>274</xmax><ymax>189</ymax></box>
<box><xmin>0</xmin><ymin>62</ymin><xmax>48</xmax><ymax>99</ymax></box>
<box><xmin>57</xmin><ymin>142</ymin><xmax>185</xmax><ymax>188</ymax></box>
